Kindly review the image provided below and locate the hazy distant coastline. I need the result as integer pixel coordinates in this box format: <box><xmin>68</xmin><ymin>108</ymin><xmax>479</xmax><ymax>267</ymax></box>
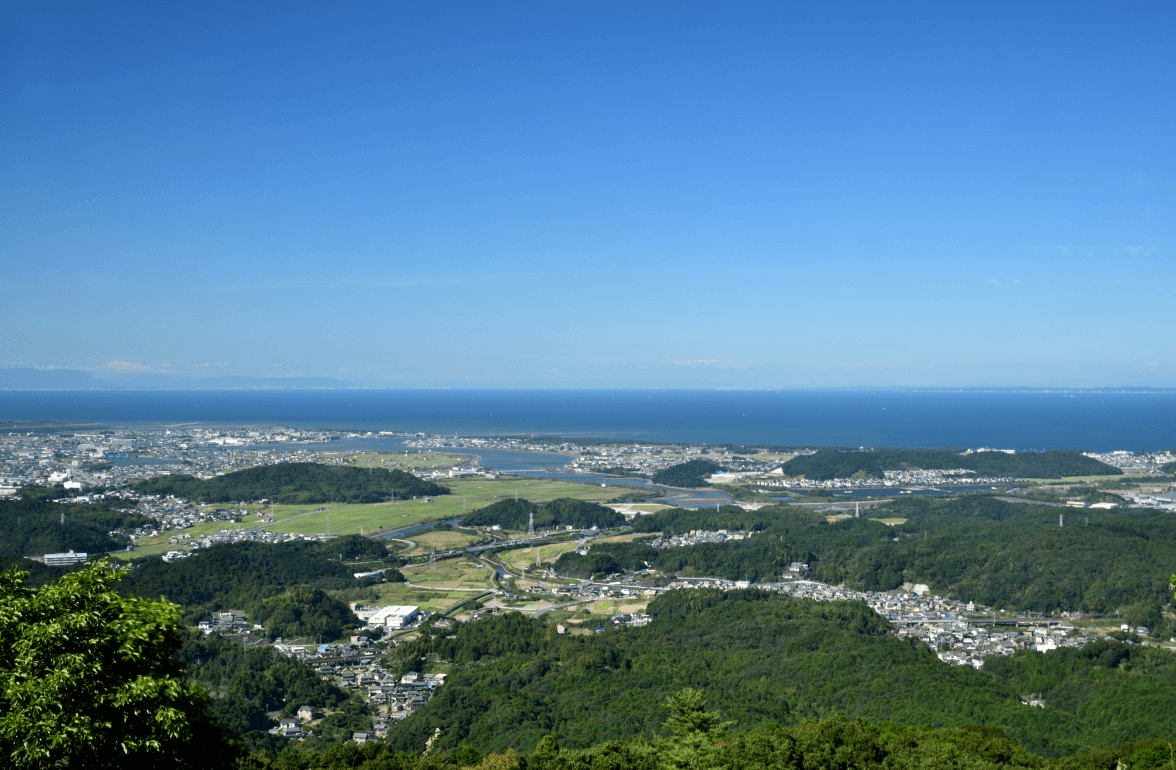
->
<box><xmin>1</xmin><ymin>368</ymin><xmax>1173</xmax><ymax>393</ymax></box>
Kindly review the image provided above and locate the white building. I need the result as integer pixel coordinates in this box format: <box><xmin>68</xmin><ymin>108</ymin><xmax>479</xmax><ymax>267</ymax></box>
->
<box><xmin>44</xmin><ymin>550</ymin><xmax>88</xmax><ymax>566</ymax></box>
<box><xmin>353</xmin><ymin>605</ymin><xmax>421</xmax><ymax>629</ymax></box>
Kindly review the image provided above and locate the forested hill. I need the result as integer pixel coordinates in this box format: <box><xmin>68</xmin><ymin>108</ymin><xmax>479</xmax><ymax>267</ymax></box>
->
<box><xmin>651</xmin><ymin>459</ymin><xmax>724</xmax><ymax>487</ymax></box>
<box><xmin>624</xmin><ymin>499</ymin><xmax>1176</xmax><ymax>625</ymax></box>
<box><xmin>181</xmin><ymin>631</ymin><xmax>372</xmax><ymax>752</ymax></box>
<box><xmin>130</xmin><ymin>462</ymin><xmax>450</xmax><ymax>504</ymax></box>
<box><xmin>384</xmin><ymin>589</ymin><xmax>1176</xmax><ymax>757</ymax></box>
<box><xmin>984</xmin><ymin>639</ymin><xmax>1176</xmax><ymax>750</ymax></box>
<box><xmin>114</xmin><ymin>535</ymin><xmax>400</xmax><ymax>639</ymax></box>
<box><xmin>460</xmin><ymin>497</ymin><xmax>625</xmax><ymax>531</ymax></box>
<box><xmin>0</xmin><ymin>498</ymin><xmax>150</xmax><ymax>558</ymax></box>
<box><xmin>778</xmin><ymin>449</ymin><xmax>1120</xmax><ymax>480</ymax></box>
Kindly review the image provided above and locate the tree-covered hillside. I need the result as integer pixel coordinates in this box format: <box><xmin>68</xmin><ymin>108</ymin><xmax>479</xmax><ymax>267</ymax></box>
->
<box><xmin>461</xmin><ymin>498</ymin><xmax>624</xmax><ymax>531</ymax></box>
<box><xmin>180</xmin><ymin>631</ymin><xmax>370</xmax><ymax>752</ymax></box>
<box><xmin>629</xmin><ymin>503</ymin><xmax>778</xmax><ymax>536</ymax></box>
<box><xmin>984</xmin><ymin>639</ymin><xmax>1176</xmax><ymax>749</ymax></box>
<box><xmin>651</xmin><ymin>459</ymin><xmax>724</xmax><ymax>487</ymax></box>
<box><xmin>112</xmin><ymin>536</ymin><xmax>400</xmax><ymax>639</ymax></box>
<box><xmin>0</xmin><ymin>498</ymin><xmax>150</xmax><ymax>557</ymax></box>
<box><xmin>384</xmin><ymin>590</ymin><xmax>1172</xmax><ymax>758</ymax></box>
<box><xmin>779</xmin><ymin>449</ymin><xmax>1120</xmax><ymax>480</ymax></box>
<box><xmin>552</xmin><ymin>541</ymin><xmax>659</xmax><ymax>577</ymax></box>
<box><xmin>623</xmin><ymin>499</ymin><xmax>1176</xmax><ymax>622</ymax></box>
<box><xmin>130</xmin><ymin>462</ymin><xmax>450</xmax><ymax>504</ymax></box>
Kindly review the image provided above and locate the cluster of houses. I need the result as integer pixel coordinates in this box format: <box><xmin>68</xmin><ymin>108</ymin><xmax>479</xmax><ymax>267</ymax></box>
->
<box><xmin>197</xmin><ymin>611</ymin><xmax>261</xmax><ymax>635</ymax></box>
<box><xmin>405</xmin><ymin>435</ymin><xmax>782</xmax><ymax>478</ymax></box>
<box><xmin>755</xmin><ymin>468</ymin><xmax>1014</xmax><ymax>490</ymax></box>
<box><xmin>772</xmin><ymin>581</ymin><xmax>1097</xmax><ymax>669</ymax></box>
<box><xmin>1084</xmin><ymin>450</ymin><xmax>1176</xmax><ymax>475</ymax></box>
<box><xmin>648</xmin><ymin>529</ymin><xmax>756</xmax><ymax>549</ymax></box>
<box><xmin>310</xmin><ymin>665</ymin><xmax>444</xmax><ymax>728</ymax></box>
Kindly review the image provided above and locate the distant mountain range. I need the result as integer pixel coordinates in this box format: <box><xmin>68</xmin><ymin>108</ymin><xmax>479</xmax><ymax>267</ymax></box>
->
<box><xmin>0</xmin><ymin>368</ymin><xmax>357</xmax><ymax>390</ymax></box>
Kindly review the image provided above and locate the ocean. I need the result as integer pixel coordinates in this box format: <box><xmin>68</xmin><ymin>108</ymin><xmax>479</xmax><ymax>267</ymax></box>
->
<box><xmin>1</xmin><ymin>389</ymin><xmax>1173</xmax><ymax>452</ymax></box>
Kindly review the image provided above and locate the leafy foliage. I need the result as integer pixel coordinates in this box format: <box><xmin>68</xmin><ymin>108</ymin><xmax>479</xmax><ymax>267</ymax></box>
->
<box><xmin>650</xmin><ymin>459</ymin><xmax>724</xmax><ymax>488</ymax></box>
<box><xmin>130</xmin><ymin>462</ymin><xmax>450</xmax><ymax>504</ymax></box>
<box><xmin>227</xmin><ymin>715</ymin><xmax>1176</xmax><ymax>769</ymax></box>
<box><xmin>780</xmin><ymin>450</ymin><xmax>1120</xmax><ymax>481</ymax></box>
<box><xmin>461</xmin><ymin>498</ymin><xmax>624</xmax><ymax>531</ymax></box>
<box><xmin>0</xmin><ymin>498</ymin><xmax>150</xmax><ymax>557</ymax></box>
<box><xmin>0</xmin><ymin>561</ymin><xmax>241</xmax><ymax>769</ymax></box>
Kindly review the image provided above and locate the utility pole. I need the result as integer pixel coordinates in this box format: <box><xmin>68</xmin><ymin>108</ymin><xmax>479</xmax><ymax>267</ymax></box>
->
<box><xmin>429</xmin><ymin>534</ymin><xmax>436</xmax><ymax>571</ymax></box>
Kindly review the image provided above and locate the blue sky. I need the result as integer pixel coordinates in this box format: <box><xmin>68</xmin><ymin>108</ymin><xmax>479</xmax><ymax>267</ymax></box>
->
<box><xmin>2</xmin><ymin>2</ymin><xmax>1173</xmax><ymax>388</ymax></box>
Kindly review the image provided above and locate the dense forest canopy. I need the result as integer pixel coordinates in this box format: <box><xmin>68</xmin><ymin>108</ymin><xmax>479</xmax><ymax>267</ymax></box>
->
<box><xmin>650</xmin><ymin>459</ymin><xmax>724</xmax><ymax>487</ymax></box>
<box><xmin>130</xmin><ymin>462</ymin><xmax>450</xmax><ymax>504</ymax></box>
<box><xmin>460</xmin><ymin>498</ymin><xmax>625</xmax><ymax>531</ymax></box>
<box><xmin>0</xmin><ymin>498</ymin><xmax>150</xmax><ymax>557</ymax></box>
<box><xmin>983</xmin><ymin>639</ymin><xmax>1176</xmax><ymax>749</ymax></box>
<box><xmin>630</xmin><ymin>503</ymin><xmax>785</xmax><ymax>536</ymax></box>
<box><xmin>384</xmin><ymin>590</ymin><xmax>1176</xmax><ymax>758</ymax></box>
<box><xmin>255</xmin><ymin>718</ymin><xmax>1176</xmax><ymax>770</ymax></box>
<box><xmin>778</xmin><ymin>449</ymin><xmax>1120</xmax><ymax>480</ymax></box>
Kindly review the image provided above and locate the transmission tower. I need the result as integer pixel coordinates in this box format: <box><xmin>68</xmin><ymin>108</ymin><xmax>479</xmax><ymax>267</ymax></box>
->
<box><xmin>528</xmin><ymin>510</ymin><xmax>534</xmax><ymax>536</ymax></box>
<box><xmin>536</xmin><ymin>546</ymin><xmax>542</xmax><ymax>567</ymax></box>
<box><xmin>428</xmin><ymin>533</ymin><xmax>436</xmax><ymax>570</ymax></box>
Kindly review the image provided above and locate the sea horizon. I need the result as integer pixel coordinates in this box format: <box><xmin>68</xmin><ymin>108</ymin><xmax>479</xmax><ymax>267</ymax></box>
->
<box><xmin>2</xmin><ymin>388</ymin><xmax>1174</xmax><ymax>453</ymax></box>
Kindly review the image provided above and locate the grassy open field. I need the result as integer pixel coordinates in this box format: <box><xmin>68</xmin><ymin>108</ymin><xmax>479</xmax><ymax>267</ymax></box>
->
<box><xmin>262</xmin><ymin>502</ymin><xmax>438</xmax><ymax>537</ymax></box>
<box><xmin>593</xmin><ymin>532</ymin><xmax>654</xmax><ymax>544</ymax></box>
<box><xmin>546</xmin><ymin>598</ymin><xmax>652</xmax><ymax>626</ymax></box>
<box><xmin>398</xmin><ymin>557</ymin><xmax>497</xmax><ymax>592</ymax></box>
<box><xmin>368</xmin><ymin>581</ymin><xmax>483</xmax><ymax>614</ymax></box>
<box><xmin>251</xmin><ymin>476</ymin><xmax>629</xmax><ymax>538</ymax></box>
<box><xmin>495</xmin><ymin>541</ymin><xmax>581</xmax><ymax>570</ymax></box>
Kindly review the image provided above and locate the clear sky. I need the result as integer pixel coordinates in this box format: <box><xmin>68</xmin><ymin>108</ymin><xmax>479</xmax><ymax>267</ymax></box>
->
<box><xmin>2</xmin><ymin>2</ymin><xmax>1173</xmax><ymax>388</ymax></box>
